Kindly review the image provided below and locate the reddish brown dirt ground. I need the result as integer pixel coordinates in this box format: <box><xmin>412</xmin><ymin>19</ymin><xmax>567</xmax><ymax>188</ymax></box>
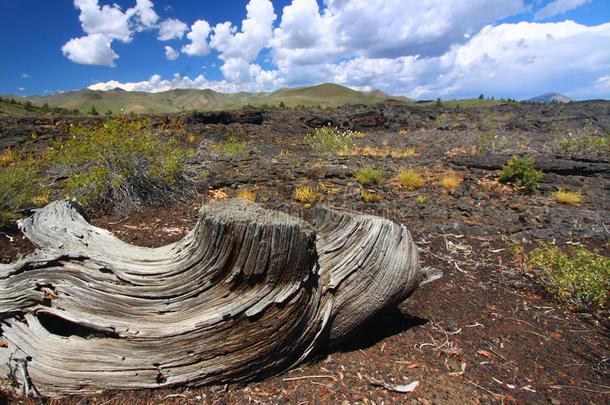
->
<box><xmin>1</xmin><ymin>102</ymin><xmax>609</xmax><ymax>404</ymax></box>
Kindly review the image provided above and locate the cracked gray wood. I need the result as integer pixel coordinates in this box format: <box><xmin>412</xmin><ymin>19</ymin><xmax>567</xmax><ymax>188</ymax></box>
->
<box><xmin>0</xmin><ymin>199</ymin><xmax>437</xmax><ymax>397</ymax></box>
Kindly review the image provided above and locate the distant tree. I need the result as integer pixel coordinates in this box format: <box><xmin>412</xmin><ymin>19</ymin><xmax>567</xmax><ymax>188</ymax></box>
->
<box><xmin>72</xmin><ymin>109</ymin><xmax>80</xmax><ymax>115</ymax></box>
<box><xmin>279</xmin><ymin>101</ymin><xmax>286</xmax><ymax>109</ymax></box>
<box><xmin>41</xmin><ymin>103</ymin><xmax>49</xmax><ymax>113</ymax></box>
<box><xmin>105</xmin><ymin>109</ymin><xmax>113</xmax><ymax>116</ymax></box>
<box><xmin>89</xmin><ymin>105</ymin><xmax>99</xmax><ymax>116</ymax></box>
<box><xmin>478</xmin><ymin>93</ymin><xmax>484</xmax><ymax>100</ymax></box>
<box><xmin>435</xmin><ymin>98</ymin><xmax>442</xmax><ymax>109</ymax></box>
<box><xmin>24</xmin><ymin>101</ymin><xmax>33</xmax><ymax>111</ymax></box>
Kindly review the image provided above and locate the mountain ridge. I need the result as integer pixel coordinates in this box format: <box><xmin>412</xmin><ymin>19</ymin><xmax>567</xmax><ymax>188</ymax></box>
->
<box><xmin>2</xmin><ymin>83</ymin><xmax>411</xmax><ymax>114</ymax></box>
<box><xmin>528</xmin><ymin>92</ymin><xmax>573</xmax><ymax>103</ymax></box>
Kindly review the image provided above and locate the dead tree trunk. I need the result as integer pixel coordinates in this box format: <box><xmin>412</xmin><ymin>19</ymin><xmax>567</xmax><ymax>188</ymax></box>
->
<box><xmin>0</xmin><ymin>199</ymin><xmax>438</xmax><ymax>397</ymax></box>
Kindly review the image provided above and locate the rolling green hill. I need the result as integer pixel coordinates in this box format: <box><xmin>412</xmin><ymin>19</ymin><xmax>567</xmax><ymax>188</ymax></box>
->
<box><xmin>2</xmin><ymin>83</ymin><xmax>412</xmax><ymax>114</ymax></box>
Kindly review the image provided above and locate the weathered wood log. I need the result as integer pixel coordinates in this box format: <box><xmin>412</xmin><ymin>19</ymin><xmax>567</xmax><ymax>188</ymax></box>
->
<box><xmin>0</xmin><ymin>199</ymin><xmax>438</xmax><ymax>397</ymax></box>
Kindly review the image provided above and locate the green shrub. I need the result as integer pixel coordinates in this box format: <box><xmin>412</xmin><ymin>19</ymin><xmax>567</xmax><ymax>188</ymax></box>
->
<box><xmin>48</xmin><ymin>117</ymin><xmax>193</xmax><ymax>213</ymax></box>
<box><xmin>551</xmin><ymin>124</ymin><xmax>609</xmax><ymax>156</ymax></box>
<box><xmin>304</xmin><ymin>125</ymin><xmax>357</xmax><ymax>153</ymax></box>
<box><xmin>355</xmin><ymin>168</ymin><xmax>383</xmax><ymax>185</ymax></box>
<box><xmin>211</xmin><ymin>135</ymin><xmax>248</xmax><ymax>158</ymax></box>
<box><xmin>525</xmin><ymin>243</ymin><xmax>609</xmax><ymax>312</ymax></box>
<box><xmin>476</xmin><ymin>132</ymin><xmax>508</xmax><ymax>154</ymax></box>
<box><xmin>497</xmin><ymin>155</ymin><xmax>543</xmax><ymax>192</ymax></box>
<box><xmin>0</xmin><ymin>159</ymin><xmax>48</xmax><ymax>229</ymax></box>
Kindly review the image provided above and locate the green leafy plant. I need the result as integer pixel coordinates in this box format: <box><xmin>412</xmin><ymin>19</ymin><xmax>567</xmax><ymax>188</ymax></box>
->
<box><xmin>398</xmin><ymin>169</ymin><xmax>424</xmax><ymax>190</ymax></box>
<box><xmin>48</xmin><ymin>117</ymin><xmax>193</xmax><ymax>213</ymax></box>
<box><xmin>497</xmin><ymin>155</ymin><xmax>543</xmax><ymax>192</ymax></box>
<box><xmin>304</xmin><ymin>125</ymin><xmax>357</xmax><ymax>153</ymax></box>
<box><xmin>415</xmin><ymin>195</ymin><xmax>427</xmax><ymax>203</ymax></box>
<box><xmin>551</xmin><ymin>123</ymin><xmax>609</xmax><ymax>156</ymax></box>
<box><xmin>524</xmin><ymin>243</ymin><xmax>609</xmax><ymax>312</ymax></box>
<box><xmin>476</xmin><ymin>132</ymin><xmax>508</xmax><ymax>154</ymax></box>
<box><xmin>355</xmin><ymin>168</ymin><xmax>383</xmax><ymax>186</ymax></box>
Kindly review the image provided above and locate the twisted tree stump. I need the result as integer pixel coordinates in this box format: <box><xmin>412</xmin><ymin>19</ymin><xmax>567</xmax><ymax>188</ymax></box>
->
<box><xmin>0</xmin><ymin>199</ymin><xmax>438</xmax><ymax>397</ymax></box>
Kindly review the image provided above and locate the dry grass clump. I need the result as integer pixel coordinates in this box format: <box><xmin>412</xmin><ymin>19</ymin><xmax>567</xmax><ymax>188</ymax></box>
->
<box><xmin>361</xmin><ymin>190</ymin><xmax>381</xmax><ymax>203</ymax></box>
<box><xmin>295</xmin><ymin>185</ymin><xmax>320</xmax><ymax>205</ymax></box>
<box><xmin>397</xmin><ymin>169</ymin><xmax>424</xmax><ymax>190</ymax></box>
<box><xmin>553</xmin><ymin>189</ymin><xmax>583</xmax><ymax>205</ymax></box>
<box><xmin>340</xmin><ymin>145</ymin><xmax>417</xmax><ymax>158</ymax></box>
<box><xmin>0</xmin><ymin>147</ymin><xmax>14</xmax><ymax>166</ymax></box>
<box><xmin>440</xmin><ymin>175</ymin><xmax>462</xmax><ymax>190</ymax></box>
<box><xmin>236</xmin><ymin>189</ymin><xmax>257</xmax><ymax>202</ymax></box>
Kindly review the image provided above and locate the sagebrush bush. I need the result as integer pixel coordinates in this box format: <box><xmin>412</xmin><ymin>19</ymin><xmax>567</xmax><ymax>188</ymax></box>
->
<box><xmin>48</xmin><ymin>117</ymin><xmax>195</xmax><ymax>213</ymax></box>
<box><xmin>551</xmin><ymin>123</ymin><xmax>609</xmax><ymax>156</ymax></box>
<box><xmin>304</xmin><ymin>125</ymin><xmax>358</xmax><ymax>153</ymax></box>
<box><xmin>0</xmin><ymin>159</ymin><xmax>48</xmax><ymax>229</ymax></box>
<box><xmin>497</xmin><ymin>155</ymin><xmax>543</xmax><ymax>192</ymax></box>
<box><xmin>355</xmin><ymin>168</ymin><xmax>383</xmax><ymax>186</ymax></box>
<box><xmin>524</xmin><ymin>243</ymin><xmax>609</xmax><ymax>312</ymax></box>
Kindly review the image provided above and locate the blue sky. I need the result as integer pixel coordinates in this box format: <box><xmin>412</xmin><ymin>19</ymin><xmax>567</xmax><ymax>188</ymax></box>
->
<box><xmin>1</xmin><ymin>0</ymin><xmax>609</xmax><ymax>100</ymax></box>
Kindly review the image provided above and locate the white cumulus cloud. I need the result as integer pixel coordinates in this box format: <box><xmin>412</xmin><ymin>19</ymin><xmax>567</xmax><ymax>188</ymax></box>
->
<box><xmin>335</xmin><ymin>21</ymin><xmax>610</xmax><ymax>100</ymax></box>
<box><xmin>535</xmin><ymin>0</ymin><xmax>592</xmax><ymax>20</ymax></box>
<box><xmin>88</xmin><ymin>73</ymin><xmax>264</xmax><ymax>94</ymax></box>
<box><xmin>62</xmin><ymin>33</ymin><xmax>118</xmax><ymax>66</ymax></box>
<box><xmin>210</xmin><ymin>0</ymin><xmax>276</xmax><ymax>62</ymax></box>
<box><xmin>64</xmin><ymin>0</ymin><xmax>159</xmax><ymax>66</ymax></box>
<box><xmin>158</xmin><ymin>18</ymin><xmax>188</xmax><ymax>40</ymax></box>
<box><xmin>182</xmin><ymin>20</ymin><xmax>212</xmax><ymax>56</ymax></box>
<box><xmin>73</xmin><ymin>0</ymin><xmax>132</xmax><ymax>42</ymax></box>
<box><xmin>128</xmin><ymin>0</ymin><xmax>159</xmax><ymax>30</ymax></box>
<box><xmin>164</xmin><ymin>45</ymin><xmax>179</xmax><ymax>60</ymax></box>
<box><xmin>82</xmin><ymin>0</ymin><xmax>610</xmax><ymax>100</ymax></box>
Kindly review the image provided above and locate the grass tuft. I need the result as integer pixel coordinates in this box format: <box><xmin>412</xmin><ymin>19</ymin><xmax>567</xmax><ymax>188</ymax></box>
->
<box><xmin>236</xmin><ymin>189</ymin><xmax>257</xmax><ymax>202</ymax></box>
<box><xmin>553</xmin><ymin>189</ymin><xmax>583</xmax><ymax>205</ymax></box>
<box><xmin>440</xmin><ymin>175</ymin><xmax>462</xmax><ymax>190</ymax></box>
<box><xmin>294</xmin><ymin>185</ymin><xmax>320</xmax><ymax>205</ymax></box>
<box><xmin>355</xmin><ymin>168</ymin><xmax>383</xmax><ymax>186</ymax></box>
<box><xmin>361</xmin><ymin>190</ymin><xmax>381</xmax><ymax>203</ymax></box>
<box><xmin>398</xmin><ymin>169</ymin><xmax>424</xmax><ymax>190</ymax></box>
